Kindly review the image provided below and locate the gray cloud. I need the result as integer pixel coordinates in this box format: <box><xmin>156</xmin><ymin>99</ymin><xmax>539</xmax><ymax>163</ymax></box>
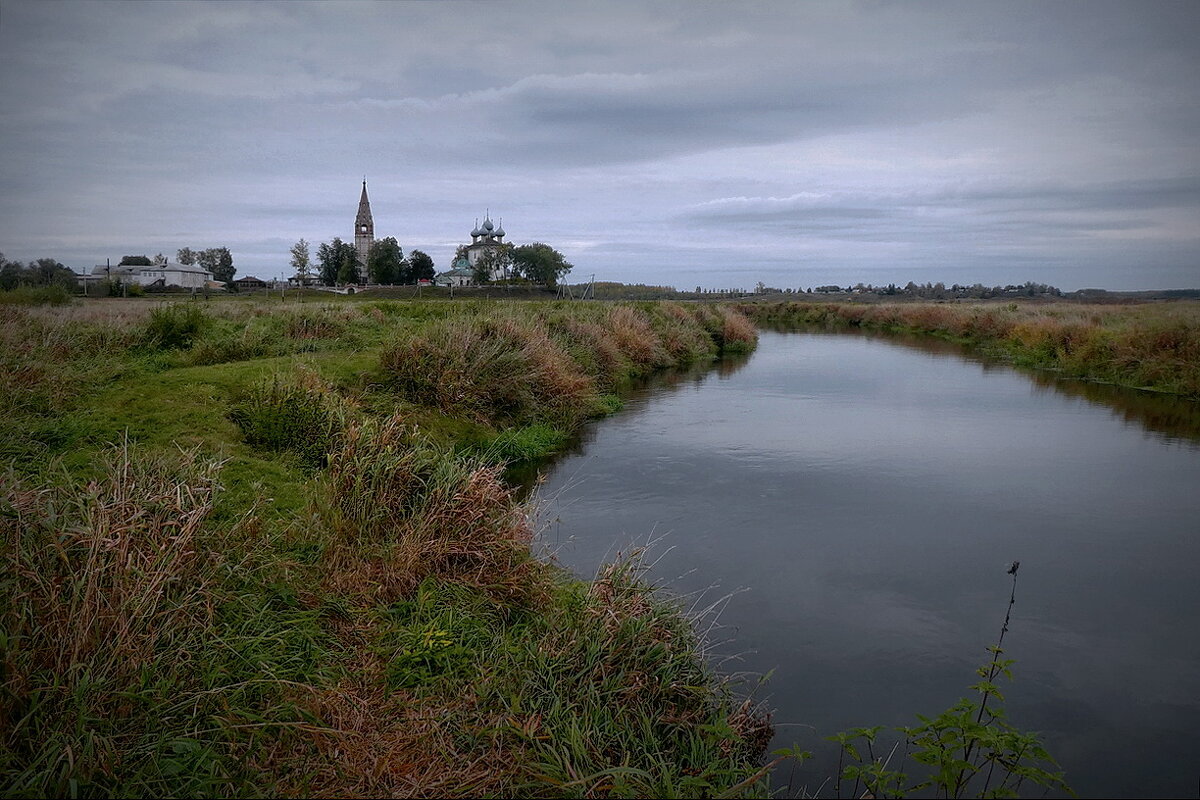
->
<box><xmin>1</xmin><ymin>0</ymin><xmax>1198</xmax><ymax>290</ymax></box>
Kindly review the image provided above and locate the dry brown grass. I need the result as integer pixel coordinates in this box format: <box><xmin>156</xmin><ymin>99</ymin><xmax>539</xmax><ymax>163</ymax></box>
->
<box><xmin>381</xmin><ymin>316</ymin><xmax>596</xmax><ymax>425</ymax></box>
<box><xmin>2</xmin><ymin>441</ymin><xmax>221</xmax><ymax>689</ymax></box>
<box><xmin>320</xmin><ymin>416</ymin><xmax>545</xmax><ymax>607</ymax></box>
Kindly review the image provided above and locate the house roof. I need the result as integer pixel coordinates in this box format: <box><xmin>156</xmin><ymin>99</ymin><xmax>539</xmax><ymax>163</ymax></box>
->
<box><xmin>90</xmin><ymin>261</ymin><xmax>213</xmax><ymax>276</ymax></box>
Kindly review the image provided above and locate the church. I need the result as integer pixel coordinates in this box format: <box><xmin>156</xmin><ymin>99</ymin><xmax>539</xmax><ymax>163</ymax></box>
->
<box><xmin>354</xmin><ymin>180</ymin><xmax>373</xmax><ymax>281</ymax></box>
<box><xmin>436</xmin><ymin>213</ymin><xmax>510</xmax><ymax>286</ymax></box>
<box><xmin>350</xmin><ymin>181</ymin><xmax>509</xmax><ymax>286</ymax></box>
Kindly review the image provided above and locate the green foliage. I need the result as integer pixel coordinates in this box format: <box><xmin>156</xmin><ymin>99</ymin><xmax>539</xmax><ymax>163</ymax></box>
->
<box><xmin>409</xmin><ymin>249</ymin><xmax>436</xmax><ymax>283</ymax></box>
<box><xmin>119</xmin><ymin>254</ymin><xmax>153</xmax><ymax>266</ymax></box>
<box><xmin>478</xmin><ymin>423</ymin><xmax>570</xmax><ymax>463</ymax></box>
<box><xmin>227</xmin><ymin>378</ymin><xmax>342</xmax><ymax>469</ymax></box>
<box><xmin>824</xmin><ymin>568</ymin><xmax>1072</xmax><ymax>799</ymax></box>
<box><xmin>143</xmin><ymin>303</ymin><xmax>211</xmax><ymax>349</ymax></box>
<box><xmin>0</xmin><ymin>284</ymin><xmax>72</xmax><ymax>305</ymax></box>
<box><xmin>289</xmin><ymin>238</ymin><xmax>311</xmax><ymax>282</ymax></box>
<box><xmin>318</xmin><ymin>238</ymin><xmax>357</xmax><ymax>286</ymax></box>
<box><xmin>196</xmin><ymin>247</ymin><xmax>235</xmax><ymax>283</ymax></box>
<box><xmin>367</xmin><ymin>236</ymin><xmax>406</xmax><ymax>284</ymax></box>
<box><xmin>512</xmin><ymin>241</ymin><xmax>573</xmax><ymax>286</ymax></box>
<box><xmin>0</xmin><ymin>253</ymin><xmax>79</xmax><ymax>292</ymax></box>
<box><xmin>0</xmin><ymin>297</ymin><xmax>766</xmax><ymax>798</ymax></box>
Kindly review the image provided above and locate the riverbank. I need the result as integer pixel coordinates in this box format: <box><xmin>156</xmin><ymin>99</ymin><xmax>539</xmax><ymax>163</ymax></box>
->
<box><xmin>0</xmin><ymin>298</ymin><xmax>766</xmax><ymax>797</ymax></box>
<box><xmin>735</xmin><ymin>299</ymin><xmax>1200</xmax><ymax>398</ymax></box>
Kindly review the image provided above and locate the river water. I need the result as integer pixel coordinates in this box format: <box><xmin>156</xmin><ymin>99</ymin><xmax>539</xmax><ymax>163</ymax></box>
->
<box><xmin>526</xmin><ymin>330</ymin><xmax>1200</xmax><ymax>798</ymax></box>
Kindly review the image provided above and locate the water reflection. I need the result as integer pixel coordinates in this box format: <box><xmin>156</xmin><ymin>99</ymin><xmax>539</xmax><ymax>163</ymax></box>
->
<box><xmin>764</xmin><ymin>323</ymin><xmax>1200</xmax><ymax>444</ymax></box>
<box><xmin>507</xmin><ymin>350</ymin><xmax>753</xmax><ymax>496</ymax></box>
<box><xmin>527</xmin><ymin>330</ymin><xmax>1200</xmax><ymax>798</ymax></box>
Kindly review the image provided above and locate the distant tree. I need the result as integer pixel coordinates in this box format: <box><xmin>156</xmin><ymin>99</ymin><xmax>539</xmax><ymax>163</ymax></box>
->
<box><xmin>409</xmin><ymin>249</ymin><xmax>435</xmax><ymax>283</ymax></box>
<box><xmin>366</xmin><ymin>237</ymin><xmax>404</xmax><ymax>284</ymax></box>
<box><xmin>289</xmin><ymin>238</ymin><xmax>312</xmax><ymax>283</ymax></box>
<box><xmin>336</xmin><ymin>247</ymin><xmax>360</xmax><ymax>285</ymax></box>
<box><xmin>177</xmin><ymin>247</ymin><xmax>197</xmax><ymax>266</ymax></box>
<box><xmin>153</xmin><ymin>253</ymin><xmax>167</xmax><ymax>266</ymax></box>
<box><xmin>317</xmin><ymin>238</ymin><xmax>356</xmax><ymax>285</ymax></box>
<box><xmin>473</xmin><ymin>243</ymin><xmax>514</xmax><ymax>284</ymax></box>
<box><xmin>119</xmin><ymin>255</ymin><xmax>152</xmax><ymax>266</ymax></box>
<box><xmin>34</xmin><ymin>258</ymin><xmax>76</xmax><ymax>289</ymax></box>
<box><xmin>197</xmin><ymin>247</ymin><xmax>235</xmax><ymax>283</ymax></box>
<box><xmin>452</xmin><ymin>244</ymin><xmax>470</xmax><ymax>264</ymax></box>
<box><xmin>512</xmin><ymin>242</ymin><xmax>572</xmax><ymax>286</ymax></box>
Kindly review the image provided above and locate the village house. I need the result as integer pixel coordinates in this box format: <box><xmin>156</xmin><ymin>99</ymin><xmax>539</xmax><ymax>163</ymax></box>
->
<box><xmin>78</xmin><ymin>260</ymin><xmax>214</xmax><ymax>290</ymax></box>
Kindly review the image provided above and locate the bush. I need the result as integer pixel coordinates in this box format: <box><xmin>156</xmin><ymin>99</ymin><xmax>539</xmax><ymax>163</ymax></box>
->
<box><xmin>227</xmin><ymin>378</ymin><xmax>343</xmax><ymax>469</ymax></box>
<box><xmin>381</xmin><ymin>317</ymin><xmax>596</xmax><ymax>425</ymax></box>
<box><xmin>143</xmin><ymin>303</ymin><xmax>210</xmax><ymax>349</ymax></box>
<box><xmin>0</xmin><ymin>285</ymin><xmax>72</xmax><ymax>306</ymax></box>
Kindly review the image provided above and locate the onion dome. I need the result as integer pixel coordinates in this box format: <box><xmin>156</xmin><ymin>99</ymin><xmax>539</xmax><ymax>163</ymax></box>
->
<box><xmin>481</xmin><ymin>217</ymin><xmax>494</xmax><ymax>232</ymax></box>
<box><xmin>471</xmin><ymin>218</ymin><xmax>482</xmax><ymax>237</ymax></box>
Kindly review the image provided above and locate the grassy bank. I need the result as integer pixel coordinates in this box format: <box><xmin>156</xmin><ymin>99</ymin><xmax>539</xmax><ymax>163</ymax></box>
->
<box><xmin>737</xmin><ymin>299</ymin><xmax>1200</xmax><ymax>398</ymax></box>
<box><xmin>0</xmin><ymin>298</ymin><xmax>765</xmax><ymax>797</ymax></box>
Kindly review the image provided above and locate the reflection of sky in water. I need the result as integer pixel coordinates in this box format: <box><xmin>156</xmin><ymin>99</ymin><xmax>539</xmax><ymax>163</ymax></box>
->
<box><xmin>531</xmin><ymin>331</ymin><xmax>1200</xmax><ymax>798</ymax></box>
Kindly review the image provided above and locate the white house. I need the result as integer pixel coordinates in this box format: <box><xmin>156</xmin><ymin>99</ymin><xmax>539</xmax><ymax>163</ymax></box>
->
<box><xmin>79</xmin><ymin>261</ymin><xmax>214</xmax><ymax>289</ymax></box>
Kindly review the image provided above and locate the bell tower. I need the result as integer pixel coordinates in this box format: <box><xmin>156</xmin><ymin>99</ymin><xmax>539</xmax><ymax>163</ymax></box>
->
<box><xmin>354</xmin><ymin>179</ymin><xmax>374</xmax><ymax>280</ymax></box>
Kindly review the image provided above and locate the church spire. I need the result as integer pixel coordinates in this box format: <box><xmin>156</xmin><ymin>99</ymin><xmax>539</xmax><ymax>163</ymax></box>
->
<box><xmin>356</xmin><ymin>180</ymin><xmax>372</xmax><ymax>227</ymax></box>
<box><xmin>353</xmin><ymin>179</ymin><xmax>374</xmax><ymax>281</ymax></box>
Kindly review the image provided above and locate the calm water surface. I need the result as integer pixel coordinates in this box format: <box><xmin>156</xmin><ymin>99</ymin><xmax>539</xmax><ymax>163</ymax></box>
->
<box><xmin>528</xmin><ymin>331</ymin><xmax>1200</xmax><ymax>798</ymax></box>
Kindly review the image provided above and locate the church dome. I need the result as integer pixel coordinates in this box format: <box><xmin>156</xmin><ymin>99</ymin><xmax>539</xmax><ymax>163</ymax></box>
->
<box><xmin>495</xmin><ymin>225</ymin><xmax>505</xmax><ymax>237</ymax></box>
<box><xmin>481</xmin><ymin>218</ymin><xmax>494</xmax><ymax>232</ymax></box>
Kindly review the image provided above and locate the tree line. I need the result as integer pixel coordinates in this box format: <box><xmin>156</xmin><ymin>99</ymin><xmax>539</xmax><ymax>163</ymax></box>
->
<box><xmin>455</xmin><ymin>241</ymin><xmax>573</xmax><ymax>286</ymax></box>
<box><xmin>0</xmin><ymin>253</ymin><xmax>78</xmax><ymax>291</ymax></box>
<box><xmin>288</xmin><ymin>237</ymin><xmax>434</xmax><ymax>286</ymax></box>
<box><xmin>290</xmin><ymin>237</ymin><xmax>573</xmax><ymax>287</ymax></box>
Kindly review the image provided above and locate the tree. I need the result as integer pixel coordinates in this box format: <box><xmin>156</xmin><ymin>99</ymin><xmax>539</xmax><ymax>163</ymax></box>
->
<box><xmin>366</xmin><ymin>237</ymin><xmax>404</xmax><ymax>284</ymax></box>
<box><xmin>317</xmin><ymin>238</ymin><xmax>355</xmax><ymax>286</ymax></box>
<box><xmin>409</xmin><ymin>249</ymin><xmax>435</xmax><ymax>283</ymax></box>
<box><xmin>153</xmin><ymin>253</ymin><xmax>167</xmax><ymax>266</ymax></box>
<box><xmin>197</xmin><ymin>247</ymin><xmax>235</xmax><ymax>283</ymax></box>
<box><xmin>336</xmin><ymin>247</ymin><xmax>360</xmax><ymax>285</ymax></box>
<box><xmin>289</xmin><ymin>238</ymin><xmax>312</xmax><ymax>283</ymax></box>
<box><xmin>452</xmin><ymin>244</ymin><xmax>470</xmax><ymax>264</ymax></box>
<box><xmin>177</xmin><ymin>247</ymin><xmax>197</xmax><ymax>266</ymax></box>
<box><xmin>33</xmin><ymin>258</ymin><xmax>76</xmax><ymax>289</ymax></box>
<box><xmin>119</xmin><ymin>255</ymin><xmax>152</xmax><ymax>266</ymax></box>
<box><xmin>512</xmin><ymin>242</ymin><xmax>572</xmax><ymax>286</ymax></box>
<box><xmin>475</xmin><ymin>242</ymin><xmax>515</xmax><ymax>284</ymax></box>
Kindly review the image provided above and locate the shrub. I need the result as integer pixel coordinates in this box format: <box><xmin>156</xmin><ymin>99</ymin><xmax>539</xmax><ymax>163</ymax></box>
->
<box><xmin>227</xmin><ymin>377</ymin><xmax>343</xmax><ymax>469</ymax></box>
<box><xmin>0</xmin><ymin>285</ymin><xmax>72</xmax><ymax>306</ymax></box>
<box><xmin>381</xmin><ymin>317</ymin><xmax>596</xmax><ymax>426</ymax></box>
<box><xmin>320</xmin><ymin>416</ymin><xmax>542</xmax><ymax>604</ymax></box>
<box><xmin>143</xmin><ymin>303</ymin><xmax>210</xmax><ymax>349</ymax></box>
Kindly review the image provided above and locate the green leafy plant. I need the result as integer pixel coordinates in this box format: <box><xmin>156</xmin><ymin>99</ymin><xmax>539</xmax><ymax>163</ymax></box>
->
<box><xmin>824</xmin><ymin>562</ymin><xmax>1072</xmax><ymax>798</ymax></box>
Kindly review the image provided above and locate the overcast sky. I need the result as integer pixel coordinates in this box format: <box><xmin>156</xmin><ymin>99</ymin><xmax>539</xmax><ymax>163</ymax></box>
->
<box><xmin>1</xmin><ymin>1</ymin><xmax>1198</xmax><ymax>290</ymax></box>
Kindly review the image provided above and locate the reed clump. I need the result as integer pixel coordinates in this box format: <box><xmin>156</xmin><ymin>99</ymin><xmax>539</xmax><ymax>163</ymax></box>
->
<box><xmin>320</xmin><ymin>415</ymin><xmax>543</xmax><ymax>606</ymax></box>
<box><xmin>381</xmin><ymin>302</ymin><xmax>757</xmax><ymax>426</ymax></box>
<box><xmin>0</xmin><ymin>443</ymin><xmax>229</xmax><ymax>797</ymax></box>
<box><xmin>228</xmin><ymin>375</ymin><xmax>345</xmax><ymax>469</ymax></box>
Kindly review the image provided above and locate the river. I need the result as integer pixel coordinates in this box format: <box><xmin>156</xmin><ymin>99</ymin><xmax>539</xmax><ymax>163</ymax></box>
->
<box><xmin>526</xmin><ymin>330</ymin><xmax>1200</xmax><ymax>798</ymax></box>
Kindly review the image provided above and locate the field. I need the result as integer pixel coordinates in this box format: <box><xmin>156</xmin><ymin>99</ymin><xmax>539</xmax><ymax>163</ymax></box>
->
<box><xmin>0</xmin><ymin>296</ymin><xmax>767</xmax><ymax>798</ymax></box>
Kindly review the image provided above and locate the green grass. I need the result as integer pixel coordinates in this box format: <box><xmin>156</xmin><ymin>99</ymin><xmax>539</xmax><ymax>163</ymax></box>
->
<box><xmin>0</xmin><ymin>296</ymin><xmax>768</xmax><ymax>798</ymax></box>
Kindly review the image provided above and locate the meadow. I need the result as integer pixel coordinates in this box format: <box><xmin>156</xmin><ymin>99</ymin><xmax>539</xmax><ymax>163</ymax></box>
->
<box><xmin>0</xmin><ymin>296</ymin><xmax>765</xmax><ymax>798</ymax></box>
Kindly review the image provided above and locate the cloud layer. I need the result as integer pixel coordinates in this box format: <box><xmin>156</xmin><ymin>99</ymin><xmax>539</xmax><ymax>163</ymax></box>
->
<box><xmin>1</xmin><ymin>1</ymin><xmax>1197</xmax><ymax>289</ymax></box>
